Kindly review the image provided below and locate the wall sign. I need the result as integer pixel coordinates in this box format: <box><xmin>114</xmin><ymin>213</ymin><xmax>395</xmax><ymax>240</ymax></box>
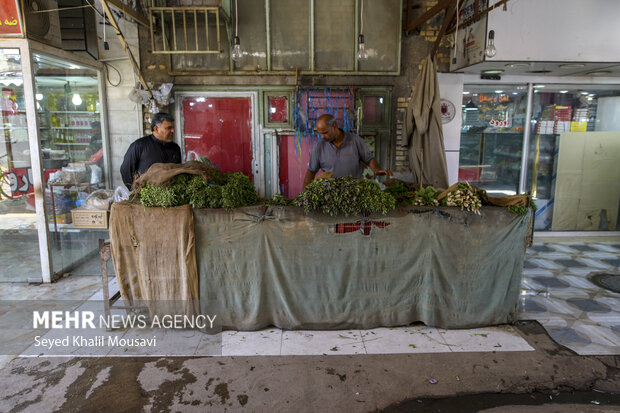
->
<box><xmin>0</xmin><ymin>0</ymin><xmax>23</xmax><ymax>36</ymax></box>
<box><xmin>440</xmin><ymin>99</ymin><xmax>456</xmax><ymax>124</ymax></box>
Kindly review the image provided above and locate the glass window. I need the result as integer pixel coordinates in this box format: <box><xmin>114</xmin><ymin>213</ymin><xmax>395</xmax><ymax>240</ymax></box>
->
<box><xmin>362</xmin><ymin>95</ymin><xmax>385</xmax><ymax>126</ymax></box>
<box><xmin>314</xmin><ymin>0</ymin><xmax>355</xmax><ymax>71</ymax></box>
<box><xmin>0</xmin><ymin>48</ymin><xmax>42</xmax><ymax>282</ymax></box>
<box><xmin>528</xmin><ymin>85</ymin><xmax>620</xmax><ymax>232</ymax></box>
<box><xmin>270</xmin><ymin>0</ymin><xmax>310</xmax><ymax>71</ymax></box>
<box><xmin>33</xmin><ymin>53</ymin><xmax>107</xmax><ymax>276</ymax></box>
<box><xmin>357</xmin><ymin>0</ymin><xmax>399</xmax><ymax>72</ymax></box>
<box><xmin>235</xmin><ymin>0</ymin><xmax>267</xmax><ymax>71</ymax></box>
<box><xmin>458</xmin><ymin>85</ymin><xmax>528</xmax><ymax>196</ymax></box>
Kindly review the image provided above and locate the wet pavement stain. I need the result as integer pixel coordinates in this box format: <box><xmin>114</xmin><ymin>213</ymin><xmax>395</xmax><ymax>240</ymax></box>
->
<box><xmin>237</xmin><ymin>394</ymin><xmax>248</xmax><ymax>406</ymax></box>
<box><xmin>213</xmin><ymin>382</ymin><xmax>229</xmax><ymax>405</ymax></box>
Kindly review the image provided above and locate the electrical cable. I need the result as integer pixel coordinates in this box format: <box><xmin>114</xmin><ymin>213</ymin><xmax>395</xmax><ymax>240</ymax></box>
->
<box><xmin>360</xmin><ymin>0</ymin><xmax>363</xmax><ymax>35</ymax></box>
<box><xmin>104</xmin><ymin>62</ymin><xmax>122</xmax><ymax>87</ymax></box>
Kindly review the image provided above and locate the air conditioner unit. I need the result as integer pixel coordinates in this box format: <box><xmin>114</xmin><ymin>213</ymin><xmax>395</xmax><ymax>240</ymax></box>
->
<box><xmin>22</xmin><ymin>0</ymin><xmax>63</xmax><ymax>49</ymax></box>
<box><xmin>57</xmin><ymin>0</ymin><xmax>99</xmax><ymax>60</ymax></box>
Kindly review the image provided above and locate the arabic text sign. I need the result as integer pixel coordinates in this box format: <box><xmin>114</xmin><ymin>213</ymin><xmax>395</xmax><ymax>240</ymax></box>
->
<box><xmin>0</xmin><ymin>0</ymin><xmax>22</xmax><ymax>35</ymax></box>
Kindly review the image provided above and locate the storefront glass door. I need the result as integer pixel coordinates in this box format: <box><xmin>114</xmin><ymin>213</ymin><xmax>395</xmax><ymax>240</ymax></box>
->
<box><xmin>33</xmin><ymin>53</ymin><xmax>107</xmax><ymax>277</ymax></box>
<box><xmin>527</xmin><ymin>84</ymin><xmax>620</xmax><ymax>231</ymax></box>
<box><xmin>0</xmin><ymin>48</ymin><xmax>42</xmax><ymax>282</ymax></box>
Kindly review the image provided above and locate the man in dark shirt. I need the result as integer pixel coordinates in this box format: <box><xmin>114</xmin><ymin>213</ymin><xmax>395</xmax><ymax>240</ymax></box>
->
<box><xmin>120</xmin><ymin>112</ymin><xmax>182</xmax><ymax>189</ymax></box>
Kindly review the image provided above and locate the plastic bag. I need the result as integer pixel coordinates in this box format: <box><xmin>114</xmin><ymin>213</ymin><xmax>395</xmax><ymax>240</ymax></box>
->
<box><xmin>89</xmin><ymin>164</ymin><xmax>102</xmax><ymax>184</ymax></box>
<box><xmin>85</xmin><ymin>189</ymin><xmax>114</xmax><ymax>210</ymax></box>
<box><xmin>114</xmin><ymin>186</ymin><xmax>130</xmax><ymax>203</ymax></box>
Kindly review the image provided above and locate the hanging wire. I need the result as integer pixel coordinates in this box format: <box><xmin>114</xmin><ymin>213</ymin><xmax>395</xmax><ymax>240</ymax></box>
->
<box><xmin>360</xmin><ymin>0</ymin><xmax>364</xmax><ymax>34</ymax></box>
<box><xmin>104</xmin><ymin>62</ymin><xmax>122</xmax><ymax>87</ymax></box>
<box><xmin>235</xmin><ymin>0</ymin><xmax>238</xmax><ymax>37</ymax></box>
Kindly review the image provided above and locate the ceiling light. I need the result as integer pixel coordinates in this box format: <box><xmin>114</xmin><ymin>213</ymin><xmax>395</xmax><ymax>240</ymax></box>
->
<box><xmin>581</xmin><ymin>91</ymin><xmax>588</xmax><ymax>95</ymax></box>
<box><xmin>72</xmin><ymin>92</ymin><xmax>82</xmax><ymax>106</ymax></box>
<box><xmin>35</xmin><ymin>93</ymin><xmax>43</xmax><ymax>101</ymax></box>
<box><xmin>559</xmin><ymin>63</ymin><xmax>585</xmax><ymax>68</ymax></box>
<box><xmin>485</xmin><ymin>30</ymin><xmax>496</xmax><ymax>58</ymax></box>
<box><xmin>533</xmin><ymin>85</ymin><xmax>545</xmax><ymax>88</ymax></box>
<box><xmin>462</xmin><ymin>91</ymin><xmax>470</xmax><ymax>95</ymax></box>
<box><xmin>512</xmin><ymin>92</ymin><xmax>518</xmax><ymax>95</ymax></box>
<box><xmin>559</xmin><ymin>90</ymin><xmax>568</xmax><ymax>93</ymax></box>
<box><xmin>231</xmin><ymin>0</ymin><xmax>242</xmax><ymax>62</ymax></box>
<box><xmin>495</xmin><ymin>90</ymin><xmax>503</xmax><ymax>93</ymax></box>
<box><xmin>482</xmin><ymin>70</ymin><xmax>503</xmax><ymax>74</ymax></box>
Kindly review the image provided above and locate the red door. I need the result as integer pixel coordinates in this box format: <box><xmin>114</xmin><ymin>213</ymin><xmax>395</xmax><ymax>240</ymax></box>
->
<box><xmin>182</xmin><ymin>96</ymin><xmax>253</xmax><ymax>177</ymax></box>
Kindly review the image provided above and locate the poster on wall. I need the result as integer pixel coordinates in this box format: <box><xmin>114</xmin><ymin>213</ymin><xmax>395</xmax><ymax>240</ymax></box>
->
<box><xmin>0</xmin><ymin>0</ymin><xmax>23</xmax><ymax>36</ymax></box>
<box><xmin>449</xmin><ymin>0</ymin><xmax>487</xmax><ymax>71</ymax></box>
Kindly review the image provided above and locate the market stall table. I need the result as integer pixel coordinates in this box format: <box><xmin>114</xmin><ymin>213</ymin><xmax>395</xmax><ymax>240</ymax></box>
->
<box><xmin>109</xmin><ymin>202</ymin><xmax>531</xmax><ymax>330</ymax></box>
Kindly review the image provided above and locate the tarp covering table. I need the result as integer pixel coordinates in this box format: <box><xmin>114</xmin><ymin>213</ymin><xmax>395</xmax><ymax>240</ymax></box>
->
<box><xmin>194</xmin><ymin>206</ymin><xmax>530</xmax><ymax>330</ymax></box>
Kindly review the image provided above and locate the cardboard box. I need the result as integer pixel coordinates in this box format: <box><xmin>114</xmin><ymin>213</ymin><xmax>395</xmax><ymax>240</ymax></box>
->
<box><xmin>71</xmin><ymin>208</ymin><xmax>109</xmax><ymax>229</ymax></box>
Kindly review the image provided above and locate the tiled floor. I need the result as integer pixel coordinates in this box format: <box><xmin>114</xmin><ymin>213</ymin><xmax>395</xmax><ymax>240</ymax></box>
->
<box><xmin>519</xmin><ymin>242</ymin><xmax>620</xmax><ymax>356</ymax></box>
<box><xmin>0</xmin><ymin>241</ymin><xmax>618</xmax><ymax>362</ymax></box>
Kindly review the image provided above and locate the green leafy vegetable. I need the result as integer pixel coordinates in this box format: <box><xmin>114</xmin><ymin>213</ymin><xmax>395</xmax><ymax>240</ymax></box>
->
<box><xmin>295</xmin><ymin>176</ymin><xmax>396</xmax><ymax>216</ymax></box>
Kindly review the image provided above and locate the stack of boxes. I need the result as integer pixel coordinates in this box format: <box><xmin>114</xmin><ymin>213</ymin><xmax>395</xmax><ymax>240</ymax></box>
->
<box><xmin>552</xmin><ymin>106</ymin><xmax>573</xmax><ymax>133</ymax></box>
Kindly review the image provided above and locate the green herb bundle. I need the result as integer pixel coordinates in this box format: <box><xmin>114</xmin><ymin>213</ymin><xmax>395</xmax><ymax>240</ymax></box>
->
<box><xmin>140</xmin><ymin>171</ymin><xmax>257</xmax><ymax>209</ymax></box>
<box><xmin>412</xmin><ymin>186</ymin><xmax>440</xmax><ymax>206</ymax></box>
<box><xmin>266</xmin><ymin>194</ymin><xmax>295</xmax><ymax>206</ymax></box>
<box><xmin>441</xmin><ymin>182</ymin><xmax>482</xmax><ymax>215</ymax></box>
<box><xmin>295</xmin><ymin>176</ymin><xmax>396</xmax><ymax>216</ymax></box>
<box><xmin>220</xmin><ymin>172</ymin><xmax>259</xmax><ymax>209</ymax></box>
<box><xmin>507</xmin><ymin>198</ymin><xmax>538</xmax><ymax>216</ymax></box>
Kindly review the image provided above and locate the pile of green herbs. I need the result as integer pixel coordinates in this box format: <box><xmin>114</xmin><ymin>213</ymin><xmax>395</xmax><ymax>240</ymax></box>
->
<box><xmin>140</xmin><ymin>171</ymin><xmax>258</xmax><ymax>209</ymax></box>
<box><xmin>295</xmin><ymin>176</ymin><xmax>396</xmax><ymax>216</ymax></box>
<box><xmin>507</xmin><ymin>198</ymin><xmax>538</xmax><ymax>216</ymax></box>
<box><xmin>384</xmin><ymin>181</ymin><xmax>440</xmax><ymax>206</ymax></box>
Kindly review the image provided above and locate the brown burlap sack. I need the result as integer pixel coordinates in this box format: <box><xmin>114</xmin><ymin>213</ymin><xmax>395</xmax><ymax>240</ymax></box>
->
<box><xmin>131</xmin><ymin>161</ymin><xmax>217</xmax><ymax>193</ymax></box>
<box><xmin>109</xmin><ymin>201</ymin><xmax>199</xmax><ymax>318</ymax></box>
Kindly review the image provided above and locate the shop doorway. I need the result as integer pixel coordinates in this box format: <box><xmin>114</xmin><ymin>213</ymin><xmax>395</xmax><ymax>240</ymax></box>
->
<box><xmin>177</xmin><ymin>93</ymin><xmax>257</xmax><ymax>181</ymax></box>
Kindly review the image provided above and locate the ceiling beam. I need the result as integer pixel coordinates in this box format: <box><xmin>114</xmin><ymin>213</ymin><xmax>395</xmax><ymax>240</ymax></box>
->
<box><xmin>102</xmin><ymin>0</ymin><xmax>149</xmax><ymax>27</ymax></box>
<box><xmin>431</xmin><ymin>0</ymin><xmax>457</xmax><ymax>58</ymax></box>
<box><xmin>405</xmin><ymin>0</ymin><xmax>453</xmax><ymax>35</ymax></box>
<box><xmin>100</xmin><ymin>0</ymin><xmax>152</xmax><ymax>99</ymax></box>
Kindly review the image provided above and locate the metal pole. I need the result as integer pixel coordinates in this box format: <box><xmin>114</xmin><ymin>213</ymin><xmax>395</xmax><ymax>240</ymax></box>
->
<box><xmin>22</xmin><ymin>41</ymin><xmax>52</xmax><ymax>283</ymax></box>
<box><xmin>518</xmin><ymin>83</ymin><xmax>534</xmax><ymax>194</ymax></box>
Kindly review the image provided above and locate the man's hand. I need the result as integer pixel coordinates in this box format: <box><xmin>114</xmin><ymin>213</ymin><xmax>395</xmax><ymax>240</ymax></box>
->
<box><xmin>303</xmin><ymin>170</ymin><xmax>316</xmax><ymax>189</ymax></box>
<box><xmin>368</xmin><ymin>159</ymin><xmax>393</xmax><ymax>177</ymax></box>
<box><xmin>375</xmin><ymin>169</ymin><xmax>394</xmax><ymax>177</ymax></box>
